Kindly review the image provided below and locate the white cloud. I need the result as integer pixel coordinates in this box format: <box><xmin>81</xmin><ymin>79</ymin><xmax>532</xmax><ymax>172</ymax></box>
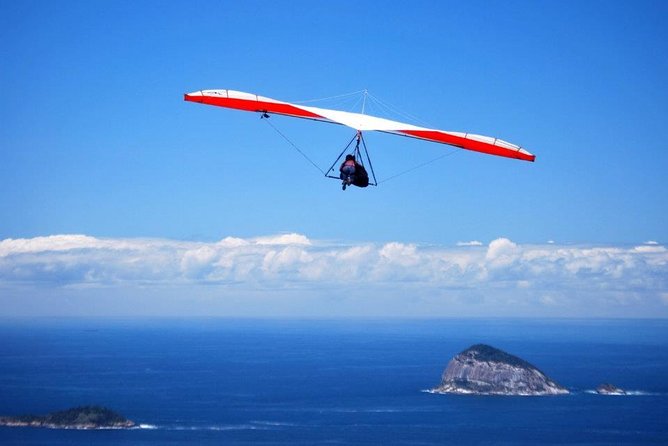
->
<box><xmin>262</xmin><ymin>246</ymin><xmax>312</xmax><ymax>276</ymax></box>
<box><xmin>0</xmin><ymin>234</ymin><xmax>126</xmax><ymax>256</ymax></box>
<box><xmin>517</xmin><ymin>280</ymin><xmax>531</xmax><ymax>289</ymax></box>
<box><xmin>217</xmin><ymin>236</ymin><xmax>250</xmax><ymax>248</ymax></box>
<box><xmin>1</xmin><ymin>234</ymin><xmax>667</xmax><ymax>317</ymax></box>
<box><xmin>379</xmin><ymin>242</ymin><xmax>419</xmax><ymax>266</ymax></box>
<box><xmin>485</xmin><ymin>238</ymin><xmax>519</xmax><ymax>270</ymax></box>
<box><xmin>456</xmin><ymin>240</ymin><xmax>483</xmax><ymax>247</ymax></box>
<box><xmin>539</xmin><ymin>294</ymin><xmax>557</xmax><ymax>306</ymax></box>
<box><xmin>633</xmin><ymin>244</ymin><xmax>666</xmax><ymax>253</ymax></box>
<box><xmin>253</xmin><ymin>233</ymin><xmax>311</xmax><ymax>246</ymax></box>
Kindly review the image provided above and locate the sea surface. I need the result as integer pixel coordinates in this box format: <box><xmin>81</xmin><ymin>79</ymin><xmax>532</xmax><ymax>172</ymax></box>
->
<box><xmin>0</xmin><ymin>318</ymin><xmax>666</xmax><ymax>445</ymax></box>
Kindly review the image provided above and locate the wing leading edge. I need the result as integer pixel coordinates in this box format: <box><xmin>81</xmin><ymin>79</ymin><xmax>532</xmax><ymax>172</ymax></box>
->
<box><xmin>184</xmin><ymin>89</ymin><xmax>535</xmax><ymax>162</ymax></box>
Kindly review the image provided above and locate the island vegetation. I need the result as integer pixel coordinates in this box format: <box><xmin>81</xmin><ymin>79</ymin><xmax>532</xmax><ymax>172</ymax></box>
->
<box><xmin>0</xmin><ymin>406</ymin><xmax>136</xmax><ymax>429</ymax></box>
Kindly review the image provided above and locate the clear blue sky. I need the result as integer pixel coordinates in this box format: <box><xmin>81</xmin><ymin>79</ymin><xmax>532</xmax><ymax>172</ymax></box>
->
<box><xmin>1</xmin><ymin>0</ymin><xmax>667</xmax><ymax>318</ymax></box>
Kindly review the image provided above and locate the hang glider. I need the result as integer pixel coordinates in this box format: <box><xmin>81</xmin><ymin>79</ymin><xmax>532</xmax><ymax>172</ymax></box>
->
<box><xmin>184</xmin><ymin>89</ymin><xmax>535</xmax><ymax>162</ymax></box>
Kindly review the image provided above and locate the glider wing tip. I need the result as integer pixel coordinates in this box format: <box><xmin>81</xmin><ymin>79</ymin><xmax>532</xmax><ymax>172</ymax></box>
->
<box><xmin>184</xmin><ymin>92</ymin><xmax>202</xmax><ymax>103</ymax></box>
<box><xmin>520</xmin><ymin>150</ymin><xmax>536</xmax><ymax>162</ymax></box>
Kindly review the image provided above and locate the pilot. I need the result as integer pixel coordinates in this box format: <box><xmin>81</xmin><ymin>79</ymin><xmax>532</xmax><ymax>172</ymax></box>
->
<box><xmin>339</xmin><ymin>154</ymin><xmax>356</xmax><ymax>190</ymax></box>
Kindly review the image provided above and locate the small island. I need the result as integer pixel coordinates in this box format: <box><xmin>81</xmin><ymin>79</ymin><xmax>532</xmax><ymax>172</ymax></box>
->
<box><xmin>596</xmin><ymin>383</ymin><xmax>627</xmax><ymax>395</ymax></box>
<box><xmin>431</xmin><ymin>344</ymin><xmax>569</xmax><ymax>396</ymax></box>
<box><xmin>0</xmin><ymin>406</ymin><xmax>136</xmax><ymax>430</ymax></box>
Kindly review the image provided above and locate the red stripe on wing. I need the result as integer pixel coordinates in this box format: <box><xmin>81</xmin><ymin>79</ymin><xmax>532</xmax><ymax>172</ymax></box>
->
<box><xmin>184</xmin><ymin>94</ymin><xmax>326</xmax><ymax>121</ymax></box>
<box><xmin>399</xmin><ymin>129</ymin><xmax>535</xmax><ymax>162</ymax></box>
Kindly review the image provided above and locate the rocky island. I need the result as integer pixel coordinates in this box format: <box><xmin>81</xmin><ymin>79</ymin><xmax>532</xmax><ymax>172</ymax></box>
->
<box><xmin>431</xmin><ymin>344</ymin><xmax>569</xmax><ymax>396</ymax></box>
<box><xmin>0</xmin><ymin>406</ymin><xmax>136</xmax><ymax>430</ymax></box>
<box><xmin>596</xmin><ymin>383</ymin><xmax>627</xmax><ymax>395</ymax></box>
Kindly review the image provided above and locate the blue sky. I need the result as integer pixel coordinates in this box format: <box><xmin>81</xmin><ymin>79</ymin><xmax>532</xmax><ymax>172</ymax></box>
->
<box><xmin>1</xmin><ymin>0</ymin><xmax>667</xmax><ymax>317</ymax></box>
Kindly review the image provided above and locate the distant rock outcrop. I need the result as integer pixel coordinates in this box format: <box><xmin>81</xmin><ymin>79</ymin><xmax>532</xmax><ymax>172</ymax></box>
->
<box><xmin>431</xmin><ymin>344</ymin><xmax>569</xmax><ymax>396</ymax></box>
<box><xmin>0</xmin><ymin>406</ymin><xmax>136</xmax><ymax>429</ymax></box>
<box><xmin>596</xmin><ymin>383</ymin><xmax>626</xmax><ymax>395</ymax></box>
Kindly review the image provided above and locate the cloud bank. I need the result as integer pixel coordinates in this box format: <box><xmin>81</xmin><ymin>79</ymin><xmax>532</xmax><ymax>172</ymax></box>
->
<box><xmin>1</xmin><ymin>234</ymin><xmax>666</xmax><ymax>317</ymax></box>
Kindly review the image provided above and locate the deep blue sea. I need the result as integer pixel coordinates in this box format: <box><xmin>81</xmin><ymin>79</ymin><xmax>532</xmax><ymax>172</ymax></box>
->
<box><xmin>0</xmin><ymin>318</ymin><xmax>666</xmax><ymax>445</ymax></box>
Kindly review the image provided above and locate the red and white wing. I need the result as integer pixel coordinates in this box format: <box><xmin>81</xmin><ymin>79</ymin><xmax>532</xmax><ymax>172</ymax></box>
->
<box><xmin>184</xmin><ymin>89</ymin><xmax>535</xmax><ymax>162</ymax></box>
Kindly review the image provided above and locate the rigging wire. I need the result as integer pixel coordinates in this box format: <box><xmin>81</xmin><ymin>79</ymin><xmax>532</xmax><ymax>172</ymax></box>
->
<box><xmin>295</xmin><ymin>89</ymin><xmax>431</xmax><ymax>127</ymax></box>
<box><xmin>293</xmin><ymin>89</ymin><xmax>368</xmax><ymax>114</ymax></box>
<box><xmin>377</xmin><ymin>149</ymin><xmax>460</xmax><ymax>184</ymax></box>
<box><xmin>360</xmin><ymin>90</ymin><xmax>460</xmax><ymax>184</ymax></box>
<box><xmin>365</xmin><ymin>91</ymin><xmax>435</xmax><ymax>129</ymax></box>
<box><xmin>348</xmin><ymin>94</ymin><xmax>364</xmax><ymax>114</ymax></box>
<box><xmin>261</xmin><ymin>115</ymin><xmax>326</xmax><ymax>176</ymax></box>
<box><xmin>263</xmin><ymin>90</ymin><xmax>461</xmax><ymax>186</ymax></box>
<box><xmin>292</xmin><ymin>90</ymin><xmax>367</xmax><ymax>104</ymax></box>
<box><xmin>361</xmin><ymin>89</ymin><xmax>368</xmax><ymax>114</ymax></box>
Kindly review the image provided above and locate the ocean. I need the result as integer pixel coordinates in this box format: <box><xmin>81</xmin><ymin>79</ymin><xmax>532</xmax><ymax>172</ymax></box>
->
<box><xmin>0</xmin><ymin>318</ymin><xmax>666</xmax><ymax>445</ymax></box>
